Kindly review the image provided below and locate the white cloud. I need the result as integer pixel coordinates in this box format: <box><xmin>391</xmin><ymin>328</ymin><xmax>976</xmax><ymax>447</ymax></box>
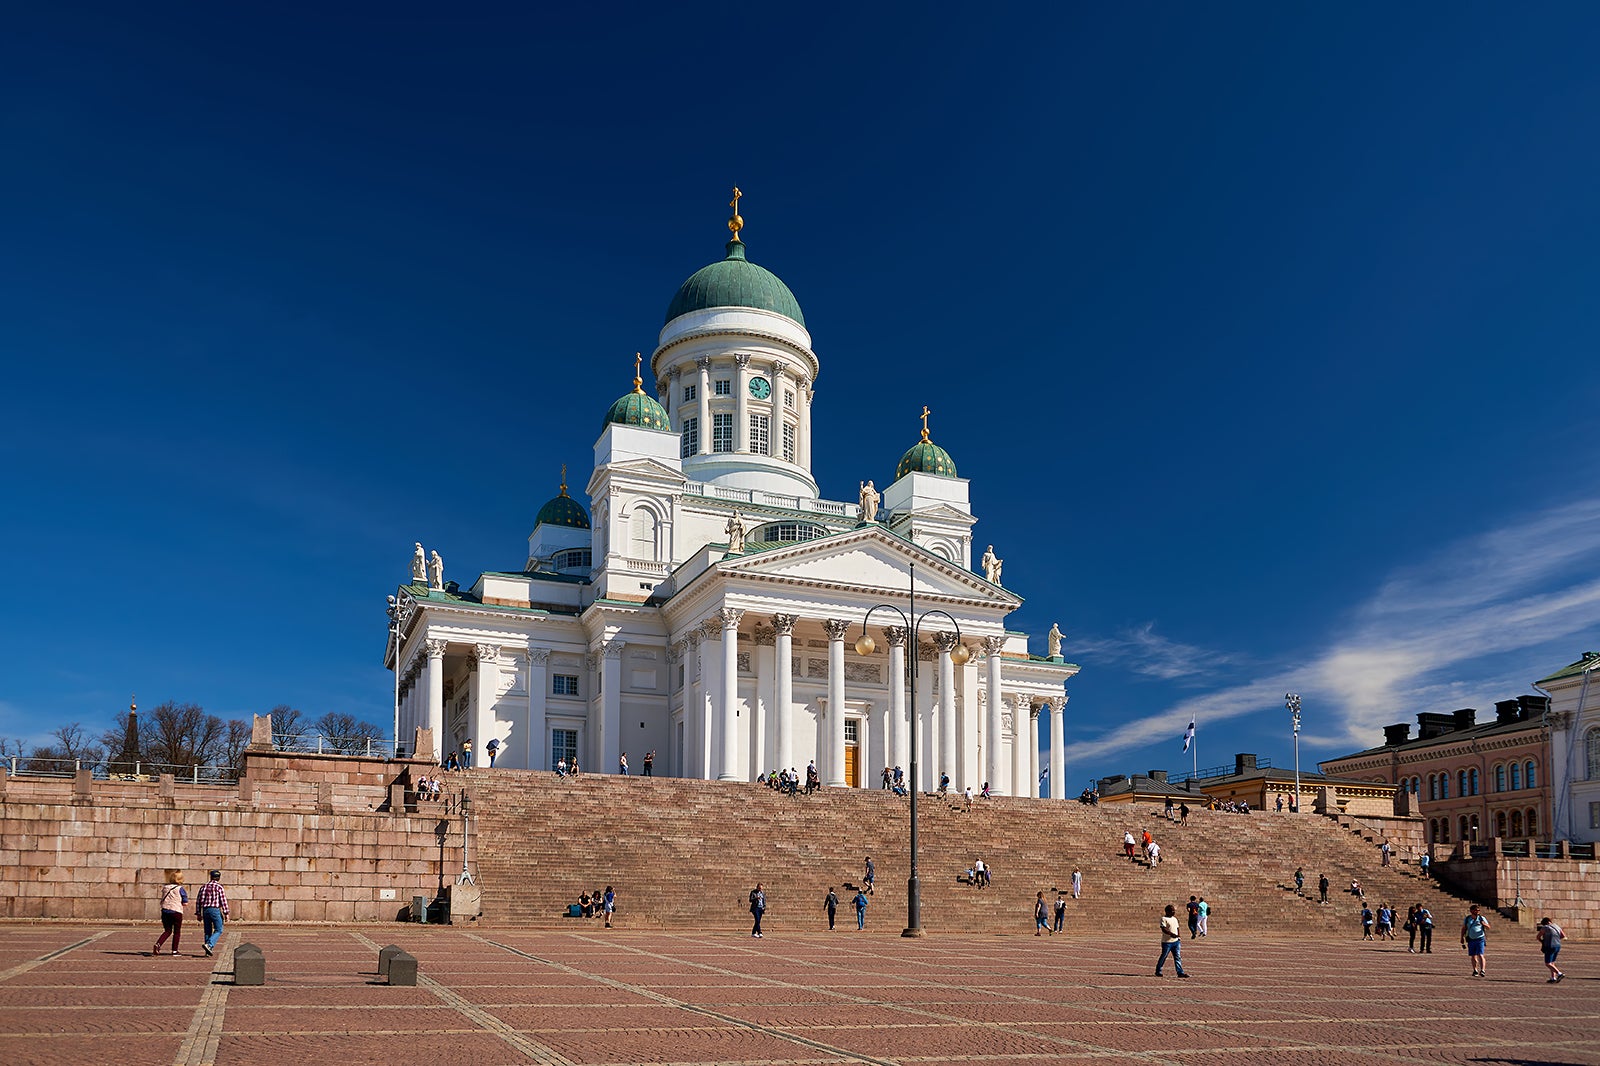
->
<box><xmin>1069</xmin><ymin>622</ymin><xmax>1234</xmax><ymax>681</ymax></box>
<box><xmin>1065</xmin><ymin>496</ymin><xmax>1600</xmax><ymax>764</ymax></box>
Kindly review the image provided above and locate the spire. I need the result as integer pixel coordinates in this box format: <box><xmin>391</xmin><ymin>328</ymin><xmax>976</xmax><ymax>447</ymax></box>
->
<box><xmin>920</xmin><ymin>405</ymin><xmax>931</xmax><ymax>442</ymax></box>
<box><xmin>632</xmin><ymin>352</ymin><xmax>644</xmax><ymax>394</ymax></box>
<box><xmin>728</xmin><ymin>186</ymin><xmax>744</xmax><ymax>243</ymax></box>
<box><xmin>559</xmin><ymin>463</ymin><xmax>568</xmax><ymax>497</ymax></box>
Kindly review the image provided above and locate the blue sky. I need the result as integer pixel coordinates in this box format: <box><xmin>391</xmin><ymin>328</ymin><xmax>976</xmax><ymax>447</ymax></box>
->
<box><xmin>3</xmin><ymin>4</ymin><xmax>1598</xmax><ymax>783</ymax></box>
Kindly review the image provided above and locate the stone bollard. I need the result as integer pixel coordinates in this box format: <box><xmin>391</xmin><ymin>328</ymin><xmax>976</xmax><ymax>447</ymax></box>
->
<box><xmin>387</xmin><ymin>949</ymin><xmax>418</xmax><ymax>986</ymax></box>
<box><xmin>377</xmin><ymin>944</ymin><xmax>405</xmax><ymax>978</ymax></box>
<box><xmin>234</xmin><ymin>943</ymin><xmax>265</xmax><ymax>986</ymax></box>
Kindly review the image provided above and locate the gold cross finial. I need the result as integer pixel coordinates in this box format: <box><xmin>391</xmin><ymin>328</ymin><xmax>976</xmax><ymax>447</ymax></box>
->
<box><xmin>559</xmin><ymin>463</ymin><xmax>568</xmax><ymax>495</ymax></box>
<box><xmin>728</xmin><ymin>186</ymin><xmax>744</xmax><ymax>241</ymax></box>
<box><xmin>632</xmin><ymin>352</ymin><xmax>644</xmax><ymax>392</ymax></box>
<box><xmin>130</xmin><ymin>694</ymin><xmax>137</xmax><ymax>713</ymax></box>
<box><xmin>920</xmin><ymin>405</ymin><xmax>931</xmax><ymax>442</ymax></box>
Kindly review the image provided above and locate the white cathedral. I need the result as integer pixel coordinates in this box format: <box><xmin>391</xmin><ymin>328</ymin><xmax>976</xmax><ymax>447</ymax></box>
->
<box><xmin>386</xmin><ymin>194</ymin><xmax>1078</xmax><ymax>796</ymax></box>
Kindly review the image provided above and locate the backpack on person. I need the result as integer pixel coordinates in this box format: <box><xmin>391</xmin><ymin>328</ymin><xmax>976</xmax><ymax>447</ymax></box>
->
<box><xmin>1465</xmin><ymin>914</ymin><xmax>1486</xmax><ymax>939</ymax></box>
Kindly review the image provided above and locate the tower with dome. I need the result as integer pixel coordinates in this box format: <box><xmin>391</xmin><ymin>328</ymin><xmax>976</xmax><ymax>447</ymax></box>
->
<box><xmin>385</xmin><ymin>192</ymin><xmax>1077</xmax><ymax>796</ymax></box>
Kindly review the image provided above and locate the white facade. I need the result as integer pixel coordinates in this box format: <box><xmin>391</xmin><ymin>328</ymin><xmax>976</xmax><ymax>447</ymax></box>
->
<box><xmin>384</xmin><ymin>224</ymin><xmax>1078</xmax><ymax>795</ymax></box>
<box><xmin>1543</xmin><ymin>651</ymin><xmax>1600</xmax><ymax>843</ymax></box>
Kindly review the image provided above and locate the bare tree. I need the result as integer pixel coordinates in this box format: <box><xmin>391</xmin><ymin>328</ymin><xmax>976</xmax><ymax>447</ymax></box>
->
<box><xmin>313</xmin><ymin>711</ymin><xmax>386</xmax><ymax>755</ymax></box>
<box><xmin>269</xmin><ymin>704</ymin><xmax>310</xmax><ymax>751</ymax></box>
<box><xmin>0</xmin><ymin>736</ymin><xmax>26</xmax><ymax>759</ymax></box>
<box><xmin>143</xmin><ymin>701</ymin><xmax>227</xmax><ymax>768</ymax></box>
<box><xmin>220</xmin><ymin>719</ymin><xmax>253</xmax><ymax>770</ymax></box>
<box><xmin>49</xmin><ymin>722</ymin><xmax>105</xmax><ymax>766</ymax></box>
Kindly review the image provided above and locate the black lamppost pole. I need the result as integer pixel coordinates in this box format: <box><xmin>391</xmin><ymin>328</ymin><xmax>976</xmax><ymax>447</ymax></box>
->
<box><xmin>1286</xmin><ymin>693</ymin><xmax>1302</xmax><ymax>814</ymax></box>
<box><xmin>856</xmin><ymin>562</ymin><xmax>969</xmax><ymax>937</ymax></box>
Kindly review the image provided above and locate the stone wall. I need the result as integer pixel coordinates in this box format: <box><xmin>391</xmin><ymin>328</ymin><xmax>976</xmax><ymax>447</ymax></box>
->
<box><xmin>1436</xmin><ymin>849</ymin><xmax>1600</xmax><ymax>940</ymax></box>
<box><xmin>0</xmin><ymin>751</ymin><xmax>460</xmax><ymax>923</ymax></box>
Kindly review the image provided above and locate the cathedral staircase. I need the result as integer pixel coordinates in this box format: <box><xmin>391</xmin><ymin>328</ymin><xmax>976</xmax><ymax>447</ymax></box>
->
<box><xmin>463</xmin><ymin>771</ymin><xmax>1480</xmax><ymax>935</ymax></box>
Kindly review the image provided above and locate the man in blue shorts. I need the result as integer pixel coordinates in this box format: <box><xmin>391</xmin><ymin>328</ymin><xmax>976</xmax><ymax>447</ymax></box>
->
<box><xmin>1461</xmin><ymin>904</ymin><xmax>1491</xmax><ymax>977</ymax></box>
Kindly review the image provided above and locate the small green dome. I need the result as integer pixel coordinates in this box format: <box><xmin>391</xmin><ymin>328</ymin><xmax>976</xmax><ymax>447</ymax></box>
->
<box><xmin>603</xmin><ymin>388</ymin><xmax>671</xmax><ymax>432</ymax></box>
<box><xmin>535</xmin><ymin>490</ymin><xmax>590</xmax><ymax>530</ymax></box>
<box><xmin>896</xmin><ymin>440</ymin><xmax>958</xmax><ymax>479</ymax></box>
<box><xmin>665</xmin><ymin>239</ymin><xmax>805</xmax><ymax>327</ymax></box>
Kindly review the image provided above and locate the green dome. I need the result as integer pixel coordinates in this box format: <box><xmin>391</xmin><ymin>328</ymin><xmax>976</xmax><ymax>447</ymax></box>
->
<box><xmin>664</xmin><ymin>239</ymin><xmax>805</xmax><ymax>327</ymax></box>
<box><xmin>603</xmin><ymin>388</ymin><xmax>671</xmax><ymax>432</ymax></box>
<box><xmin>896</xmin><ymin>440</ymin><xmax>958</xmax><ymax>479</ymax></box>
<box><xmin>535</xmin><ymin>490</ymin><xmax>590</xmax><ymax>530</ymax></box>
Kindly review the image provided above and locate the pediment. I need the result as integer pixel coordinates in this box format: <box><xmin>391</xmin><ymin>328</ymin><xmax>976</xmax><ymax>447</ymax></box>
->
<box><xmin>720</xmin><ymin>528</ymin><xmax>1015</xmax><ymax>605</ymax></box>
<box><xmin>901</xmin><ymin>503</ymin><xmax>974</xmax><ymax>523</ymax></box>
<box><xmin>594</xmin><ymin>458</ymin><xmax>688</xmax><ymax>483</ymax></box>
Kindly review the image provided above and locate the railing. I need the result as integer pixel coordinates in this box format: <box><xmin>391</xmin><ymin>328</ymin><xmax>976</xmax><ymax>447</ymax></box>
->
<box><xmin>1168</xmin><ymin>758</ymin><xmax>1274</xmax><ymax>784</ymax></box>
<box><xmin>7</xmin><ymin>756</ymin><xmax>240</xmax><ymax>785</ymax></box>
<box><xmin>681</xmin><ymin>482</ymin><xmax>853</xmax><ymax>518</ymax></box>
<box><xmin>618</xmin><ymin>557</ymin><xmax>669</xmax><ymax>576</ymax></box>
<box><xmin>270</xmin><ymin>733</ymin><xmax>403</xmax><ymax>758</ymax></box>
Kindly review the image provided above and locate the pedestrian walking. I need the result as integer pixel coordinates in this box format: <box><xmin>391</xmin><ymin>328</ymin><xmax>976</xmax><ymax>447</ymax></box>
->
<box><xmin>1405</xmin><ymin>904</ymin><xmax>1420</xmax><ymax>952</ymax></box>
<box><xmin>1156</xmin><ymin>904</ymin><xmax>1189</xmax><ymax>977</ymax></box>
<box><xmin>461</xmin><ymin>738</ymin><xmax>472</xmax><ymax>768</ymax></box>
<box><xmin>1053</xmin><ymin>892</ymin><xmax>1066</xmax><ymax>933</ymax></box>
<box><xmin>1294</xmin><ymin>867</ymin><xmax>1305</xmax><ymax>896</ymax></box>
<box><xmin>1536</xmin><ymin>917</ymin><xmax>1565</xmax><ymax>983</ymax></box>
<box><xmin>864</xmin><ymin>856</ymin><xmax>875</xmax><ymax>894</ymax></box>
<box><xmin>1417</xmin><ymin>903</ymin><xmax>1435</xmax><ymax>953</ymax></box>
<box><xmin>1420</xmin><ymin>852</ymin><xmax>1431</xmax><ymax>879</ymax></box>
<box><xmin>1072</xmin><ymin>867</ymin><xmax>1082</xmax><ymax>899</ymax></box>
<box><xmin>1318</xmin><ymin>873</ymin><xmax>1330</xmax><ymax>904</ymax></box>
<box><xmin>603</xmin><ymin>885</ymin><xmax>616</xmax><ymax>927</ymax></box>
<box><xmin>1196</xmin><ymin>896</ymin><xmax>1209</xmax><ymax>936</ymax></box>
<box><xmin>1123</xmin><ymin>830</ymin><xmax>1137</xmax><ymax>861</ymax></box>
<box><xmin>486</xmin><ymin>737</ymin><xmax>500</xmax><ymax>767</ymax></box>
<box><xmin>1361</xmin><ymin>904</ymin><xmax>1375</xmax><ymax>940</ymax></box>
<box><xmin>196</xmin><ymin>869</ymin><xmax>229</xmax><ymax>957</ymax></box>
<box><xmin>1034</xmin><ymin>891</ymin><xmax>1050</xmax><ymax>936</ymax></box>
<box><xmin>1146</xmin><ymin>840</ymin><xmax>1160</xmax><ymax>868</ymax></box>
<box><xmin>824</xmin><ymin>888</ymin><xmax>838</xmax><ymax>930</ymax></box>
<box><xmin>854</xmin><ymin>888</ymin><xmax>869</xmax><ymax>930</ymax></box>
<box><xmin>619</xmin><ymin>752</ymin><xmax>628</xmax><ymax>775</ymax></box>
<box><xmin>1381</xmin><ymin>840</ymin><xmax>1391</xmax><ymax>866</ymax></box>
<box><xmin>1461</xmin><ymin>904</ymin><xmax>1491</xmax><ymax>977</ymax></box>
<box><xmin>749</xmin><ymin>883</ymin><xmax>766</xmax><ymax>938</ymax></box>
<box><xmin>1377</xmin><ymin>903</ymin><xmax>1394</xmax><ymax>940</ymax></box>
<box><xmin>1179</xmin><ymin>802</ymin><xmax>1189</xmax><ymax>825</ymax></box>
<box><xmin>1187</xmin><ymin>896</ymin><xmax>1201</xmax><ymax>939</ymax></box>
<box><xmin>643</xmin><ymin>749</ymin><xmax>655</xmax><ymax>776</ymax></box>
<box><xmin>152</xmin><ymin>871</ymin><xmax>188</xmax><ymax>956</ymax></box>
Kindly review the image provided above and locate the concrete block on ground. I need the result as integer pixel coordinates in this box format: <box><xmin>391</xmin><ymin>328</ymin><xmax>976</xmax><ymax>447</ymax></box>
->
<box><xmin>378</xmin><ymin>943</ymin><xmax>404</xmax><ymax>977</ymax></box>
<box><xmin>386</xmin><ymin>949</ymin><xmax>417</xmax><ymax>986</ymax></box>
<box><xmin>448</xmin><ymin>882</ymin><xmax>481</xmax><ymax>924</ymax></box>
<box><xmin>234</xmin><ymin>943</ymin><xmax>265</xmax><ymax>986</ymax></box>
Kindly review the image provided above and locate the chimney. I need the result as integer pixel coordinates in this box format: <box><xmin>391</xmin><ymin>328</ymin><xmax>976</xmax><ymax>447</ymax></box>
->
<box><xmin>1518</xmin><ymin>694</ymin><xmax>1550</xmax><ymax>720</ymax></box>
<box><xmin>1148</xmin><ymin>770</ymin><xmax>1168</xmax><ymax>783</ymax></box>
<box><xmin>1451</xmin><ymin>707</ymin><xmax>1477</xmax><ymax>731</ymax></box>
<box><xmin>1416</xmin><ymin>712</ymin><xmax>1456</xmax><ymax>740</ymax></box>
<box><xmin>1234</xmin><ymin>753</ymin><xmax>1258</xmax><ymax>775</ymax></box>
<box><xmin>1098</xmin><ymin>775</ymin><xmax>1125</xmax><ymax>791</ymax></box>
<box><xmin>1494</xmin><ymin>699</ymin><xmax>1521</xmax><ymax>725</ymax></box>
<box><xmin>1383</xmin><ymin>723</ymin><xmax>1412</xmax><ymax>746</ymax></box>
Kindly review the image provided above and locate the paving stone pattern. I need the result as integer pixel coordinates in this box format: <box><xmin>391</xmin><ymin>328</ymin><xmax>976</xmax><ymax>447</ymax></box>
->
<box><xmin>0</xmin><ymin>924</ymin><xmax>1594</xmax><ymax>1065</ymax></box>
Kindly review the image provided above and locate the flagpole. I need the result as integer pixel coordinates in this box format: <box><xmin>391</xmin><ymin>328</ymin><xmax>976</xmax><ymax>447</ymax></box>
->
<box><xmin>1192</xmin><ymin>714</ymin><xmax>1197</xmax><ymax>777</ymax></box>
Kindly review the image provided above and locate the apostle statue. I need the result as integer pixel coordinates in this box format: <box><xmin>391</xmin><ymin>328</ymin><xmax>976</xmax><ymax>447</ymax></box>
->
<box><xmin>1047</xmin><ymin>622</ymin><xmax>1063</xmax><ymax>659</ymax></box>
<box><xmin>981</xmin><ymin>544</ymin><xmax>1003</xmax><ymax>585</ymax></box>
<box><xmin>428</xmin><ymin>550</ymin><xmax>445</xmax><ymax>591</ymax></box>
<box><xmin>726</xmin><ymin>509</ymin><xmax>746</xmax><ymax>553</ymax></box>
<box><xmin>858</xmin><ymin>479</ymin><xmax>880</xmax><ymax>523</ymax></box>
<box><xmin>411</xmin><ymin>543</ymin><xmax>427</xmax><ymax>584</ymax></box>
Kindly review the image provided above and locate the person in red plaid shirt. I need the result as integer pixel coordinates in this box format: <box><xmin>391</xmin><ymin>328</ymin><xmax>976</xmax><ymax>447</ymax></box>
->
<box><xmin>196</xmin><ymin>870</ymin><xmax>230</xmax><ymax>957</ymax></box>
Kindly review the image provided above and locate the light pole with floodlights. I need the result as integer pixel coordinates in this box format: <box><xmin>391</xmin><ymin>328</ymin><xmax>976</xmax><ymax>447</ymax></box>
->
<box><xmin>1286</xmin><ymin>693</ymin><xmax>1302</xmax><ymax>814</ymax></box>
<box><xmin>855</xmin><ymin>561</ymin><xmax>970</xmax><ymax>937</ymax></box>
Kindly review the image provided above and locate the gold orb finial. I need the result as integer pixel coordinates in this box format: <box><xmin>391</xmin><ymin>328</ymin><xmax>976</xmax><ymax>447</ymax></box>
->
<box><xmin>559</xmin><ymin>463</ymin><xmax>568</xmax><ymax>496</ymax></box>
<box><xmin>920</xmin><ymin>405</ymin><xmax>931</xmax><ymax>443</ymax></box>
<box><xmin>728</xmin><ymin>186</ymin><xmax>744</xmax><ymax>241</ymax></box>
<box><xmin>632</xmin><ymin>351</ymin><xmax>644</xmax><ymax>393</ymax></box>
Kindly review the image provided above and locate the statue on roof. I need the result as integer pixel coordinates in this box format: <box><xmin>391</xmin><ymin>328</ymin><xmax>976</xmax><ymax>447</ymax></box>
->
<box><xmin>1047</xmin><ymin>622</ymin><xmax>1062</xmax><ymax>659</ymax></box>
<box><xmin>428</xmin><ymin>550</ymin><xmax>445</xmax><ymax>591</ymax></box>
<box><xmin>981</xmin><ymin>544</ymin><xmax>1003</xmax><ymax>585</ymax></box>
<box><xmin>858</xmin><ymin>479</ymin><xmax>879</xmax><ymax>523</ymax></box>
<box><xmin>726</xmin><ymin>509</ymin><xmax>746</xmax><ymax>553</ymax></box>
<box><xmin>411</xmin><ymin>543</ymin><xmax>427</xmax><ymax>584</ymax></box>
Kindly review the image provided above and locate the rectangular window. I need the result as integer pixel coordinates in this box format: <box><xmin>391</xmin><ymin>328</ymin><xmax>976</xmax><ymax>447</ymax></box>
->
<box><xmin>683</xmin><ymin>384</ymin><xmax>697</xmax><ymax>403</ymax></box>
<box><xmin>782</xmin><ymin>421</ymin><xmax>796</xmax><ymax>462</ymax></box>
<box><xmin>844</xmin><ymin>719</ymin><xmax>859</xmax><ymax>744</ymax></box>
<box><xmin>552</xmin><ymin>674</ymin><xmax>579</xmax><ymax>696</ymax></box>
<box><xmin>681</xmin><ymin>416</ymin><xmax>698</xmax><ymax>458</ymax></box>
<box><xmin>750</xmin><ymin>413</ymin><xmax>769</xmax><ymax>456</ymax></box>
<box><xmin>712</xmin><ymin>412</ymin><xmax>733</xmax><ymax>452</ymax></box>
<box><xmin>714</xmin><ymin>378</ymin><xmax>731</xmax><ymax>396</ymax></box>
<box><xmin>551</xmin><ymin>729</ymin><xmax>577</xmax><ymax>771</ymax></box>
<box><xmin>784</xmin><ymin>389</ymin><xmax>795</xmax><ymax>409</ymax></box>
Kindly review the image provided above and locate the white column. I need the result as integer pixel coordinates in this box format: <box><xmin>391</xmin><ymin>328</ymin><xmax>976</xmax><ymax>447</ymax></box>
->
<box><xmin>824</xmin><ymin>618</ymin><xmax>850</xmax><ymax>786</ymax></box>
<box><xmin>473</xmin><ymin>643</ymin><xmax>500</xmax><ymax>766</ymax></box>
<box><xmin>772</xmin><ymin>614</ymin><xmax>797</xmax><ymax>776</ymax></box>
<box><xmin>1011</xmin><ymin>695</ymin><xmax>1031</xmax><ymax>801</ymax></box>
<box><xmin>717</xmin><ymin>609</ymin><xmax>743</xmax><ymax>780</ymax></box>
<box><xmin>734</xmin><ymin>353</ymin><xmax>750</xmax><ymax>452</ymax></box>
<box><xmin>601</xmin><ymin>640</ymin><xmax>624</xmax><ymax>774</ymax></box>
<box><xmin>527</xmin><ymin>646</ymin><xmax>549</xmax><ymax>771</ymax></box>
<box><xmin>916</xmin><ymin>640</ymin><xmax>935</xmax><ymax>791</ymax></box>
<box><xmin>935</xmin><ymin>632</ymin><xmax>958</xmax><ymax>788</ymax></box>
<box><xmin>1050</xmin><ymin>693</ymin><xmax>1067</xmax><ymax>799</ymax></box>
<box><xmin>425</xmin><ymin>638</ymin><xmax>446</xmax><ymax>763</ymax></box>
<box><xmin>798</xmin><ymin>384</ymin><xmax>813</xmax><ymax>469</ymax></box>
<box><xmin>1029</xmin><ymin>705</ymin><xmax>1042</xmax><ymax>799</ymax></box>
<box><xmin>696</xmin><ymin>356</ymin><xmax>712</xmax><ymax>456</ymax></box>
<box><xmin>885</xmin><ymin>626</ymin><xmax>907</xmax><ymax>773</ymax></box>
<box><xmin>983</xmin><ymin>636</ymin><xmax>1005</xmax><ymax>794</ymax></box>
<box><xmin>689</xmin><ymin>631</ymin><xmax>707</xmax><ymax>777</ymax></box>
<box><xmin>753</xmin><ymin>627</ymin><xmax>771</xmax><ymax>774</ymax></box>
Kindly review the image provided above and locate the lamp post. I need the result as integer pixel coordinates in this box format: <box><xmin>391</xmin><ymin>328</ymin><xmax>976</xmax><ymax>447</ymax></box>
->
<box><xmin>1285</xmin><ymin>693</ymin><xmax>1302</xmax><ymax>814</ymax></box>
<box><xmin>855</xmin><ymin>561</ymin><xmax>970</xmax><ymax>937</ymax></box>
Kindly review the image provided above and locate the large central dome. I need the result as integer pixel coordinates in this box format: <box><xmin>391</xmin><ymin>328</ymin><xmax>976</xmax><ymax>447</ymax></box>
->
<box><xmin>664</xmin><ymin>239</ymin><xmax>805</xmax><ymax>327</ymax></box>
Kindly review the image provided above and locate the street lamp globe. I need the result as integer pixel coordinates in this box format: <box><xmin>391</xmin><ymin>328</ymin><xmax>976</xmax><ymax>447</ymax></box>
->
<box><xmin>949</xmin><ymin>642</ymin><xmax>972</xmax><ymax>666</ymax></box>
<box><xmin>855</xmin><ymin>633</ymin><xmax>876</xmax><ymax>656</ymax></box>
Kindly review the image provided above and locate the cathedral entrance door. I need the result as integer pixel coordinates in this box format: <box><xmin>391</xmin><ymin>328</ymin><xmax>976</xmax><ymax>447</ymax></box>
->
<box><xmin>844</xmin><ymin>718</ymin><xmax>860</xmax><ymax>787</ymax></box>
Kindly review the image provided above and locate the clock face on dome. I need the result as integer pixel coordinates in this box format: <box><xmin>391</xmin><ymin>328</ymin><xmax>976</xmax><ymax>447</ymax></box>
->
<box><xmin>749</xmin><ymin>376</ymin><xmax>772</xmax><ymax>399</ymax></box>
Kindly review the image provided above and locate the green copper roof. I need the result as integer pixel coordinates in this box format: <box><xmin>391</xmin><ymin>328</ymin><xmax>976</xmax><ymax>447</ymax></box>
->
<box><xmin>535</xmin><ymin>491</ymin><xmax>591</xmax><ymax>530</ymax></box>
<box><xmin>896</xmin><ymin>439</ymin><xmax>958</xmax><ymax>479</ymax></box>
<box><xmin>603</xmin><ymin>388</ymin><xmax>671</xmax><ymax>432</ymax></box>
<box><xmin>664</xmin><ymin>239</ymin><xmax>805</xmax><ymax>327</ymax></box>
<box><xmin>1537</xmin><ymin>651</ymin><xmax>1600</xmax><ymax>685</ymax></box>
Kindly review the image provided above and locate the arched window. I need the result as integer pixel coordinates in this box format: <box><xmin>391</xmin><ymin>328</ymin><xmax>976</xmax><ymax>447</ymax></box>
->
<box><xmin>1441</xmin><ymin>774</ymin><xmax>1450</xmax><ymax>800</ymax></box>
<box><xmin>1588</xmin><ymin>728</ymin><xmax>1600</xmax><ymax>780</ymax></box>
<box><xmin>1427</xmin><ymin>774</ymin><xmax>1437</xmax><ymax>800</ymax></box>
<box><xmin>1428</xmin><ymin>819</ymin><xmax>1438</xmax><ymax>844</ymax></box>
<box><xmin>1458</xmin><ymin>770</ymin><xmax>1468</xmax><ymax>797</ymax></box>
<box><xmin>1510</xmin><ymin>763</ymin><xmax>1521</xmax><ymax>790</ymax></box>
<box><xmin>1440</xmin><ymin>819</ymin><xmax>1451</xmax><ymax>844</ymax></box>
<box><xmin>1524</xmin><ymin>760</ymin><xmax>1536</xmax><ymax>788</ymax></box>
<box><xmin>1469</xmin><ymin>768</ymin><xmax>1478</xmax><ymax>795</ymax></box>
<box><xmin>1511</xmin><ymin>810</ymin><xmax>1523</xmax><ymax>836</ymax></box>
<box><xmin>1494</xmin><ymin>764</ymin><xmax>1505</xmax><ymax>792</ymax></box>
<box><xmin>1459</xmin><ymin>815</ymin><xmax>1470</xmax><ymax>841</ymax></box>
<box><xmin>1527</xmin><ymin>808</ymin><xmax>1538</xmax><ymax>838</ymax></box>
<box><xmin>1413</xmin><ymin>776</ymin><xmax>1421</xmax><ymax>795</ymax></box>
<box><xmin>1469</xmin><ymin>813</ymin><xmax>1479</xmax><ymax>840</ymax></box>
<box><xmin>629</xmin><ymin>508</ymin><xmax>660</xmax><ymax>561</ymax></box>
<box><xmin>1495</xmin><ymin>811</ymin><xmax>1506</xmax><ymax>837</ymax></box>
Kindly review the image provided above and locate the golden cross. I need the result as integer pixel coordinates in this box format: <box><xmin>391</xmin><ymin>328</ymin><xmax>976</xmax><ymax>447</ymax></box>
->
<box><xmin>728</xmin><ymin>186</ymin><xmax>744</xmax><ymax>239</ymax></box>
<box><xmin>633</xmin><ymin>351</ymin><xmax>643</xmax><ymax>390</ymax></box>
<box><xmin>559</xmin><ymin>463</ymin><xmax>567</xmax><ymax>494</ymax></box>
<box><xmin>920</xmin><ymin>405</ymin><xmax>931</xmax><ymax>441</ymax></box>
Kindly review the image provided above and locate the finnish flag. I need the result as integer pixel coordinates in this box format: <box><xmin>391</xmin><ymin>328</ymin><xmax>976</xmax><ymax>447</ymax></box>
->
<box><xmin>1182</xmin><ymin>720</ymin><xmax>1195</xmax><ymax>753</ymax></box>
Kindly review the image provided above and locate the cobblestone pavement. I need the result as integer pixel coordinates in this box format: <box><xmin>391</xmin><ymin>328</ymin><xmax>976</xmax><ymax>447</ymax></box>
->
<box><xmin>0</xmin><ymin>923</ymin><xmax>1594</xmax><ymax>1065</ymax></box>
